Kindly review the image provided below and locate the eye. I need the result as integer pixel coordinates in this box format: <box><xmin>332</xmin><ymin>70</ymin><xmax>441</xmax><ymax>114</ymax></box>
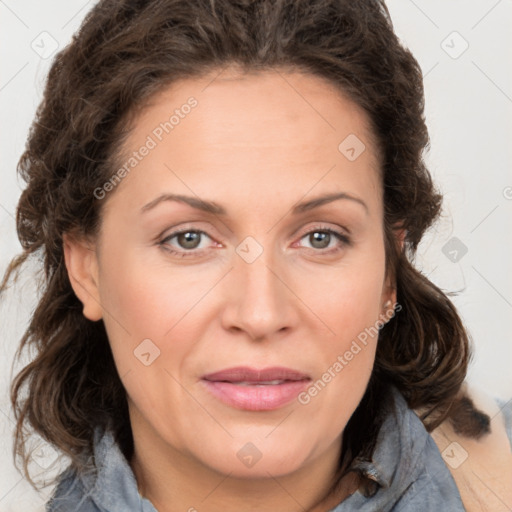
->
<box><xmin>159</xmin><ymin>229</ymin><xmax>216</xmax><ymax>257</ymax></box>
<box><xmin>296</xmin><ymin>226</ymin><xmax>350</xmax><ymax>253</ymax></box>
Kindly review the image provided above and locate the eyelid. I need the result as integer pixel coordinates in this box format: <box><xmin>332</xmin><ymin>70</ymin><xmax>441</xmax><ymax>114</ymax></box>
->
<box><xmin>156</xmin><ymin>221</ymin><xmax>218</xmax><ymax>243</ymax></box>
<box><xmin>296</xmin><ymin>223</ymin><xmax>350</xmax><ymax>239</ymax></box>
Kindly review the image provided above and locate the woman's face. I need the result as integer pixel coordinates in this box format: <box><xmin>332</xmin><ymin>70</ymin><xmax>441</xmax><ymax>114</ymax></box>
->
<box><xmin>66</xmin><ymin>67</ymin><xmax>395</xmax><ymax>478</ymax></box>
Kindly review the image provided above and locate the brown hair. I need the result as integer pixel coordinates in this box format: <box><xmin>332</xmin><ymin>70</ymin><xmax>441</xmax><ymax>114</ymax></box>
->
<box><xmin>2</xmin><ymin>0</ymin><xmax>488</xmax><ymax>495</ymax></box>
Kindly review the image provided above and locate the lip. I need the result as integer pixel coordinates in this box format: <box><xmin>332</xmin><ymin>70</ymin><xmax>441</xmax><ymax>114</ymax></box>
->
<box><xmin>201</xmin><ymin>366</ymin><xmax>311</xmax><ymax>411</ymax></box>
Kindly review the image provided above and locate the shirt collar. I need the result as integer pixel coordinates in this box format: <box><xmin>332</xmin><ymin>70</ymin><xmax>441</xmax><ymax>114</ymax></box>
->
<box><xmin>84</xmin><ymin>427</ymin><xmax>157</xmax><ymax>511</ymax></box>
<box><xmin>348</xmin><ymin>386</ymin><xmax>411</xmax><ymax>491</ymax></box>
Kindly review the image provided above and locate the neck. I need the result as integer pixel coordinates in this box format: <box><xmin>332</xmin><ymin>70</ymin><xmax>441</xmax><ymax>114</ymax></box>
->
<box><xmin>129</xmin><ymin>418</ymin><xmax>358</xmax><ymax>512</ymax></box>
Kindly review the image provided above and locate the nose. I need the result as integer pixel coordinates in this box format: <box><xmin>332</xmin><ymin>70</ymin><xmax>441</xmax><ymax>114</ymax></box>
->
<box><xmin>220</xmin><ymin>248</ymin><xmax>299</xmax><ymax>342</ymax></box>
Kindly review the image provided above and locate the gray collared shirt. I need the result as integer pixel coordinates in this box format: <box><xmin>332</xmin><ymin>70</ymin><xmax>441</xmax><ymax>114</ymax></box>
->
<box><xmin>46</xmin><ymin>387</ymin><xmax>469</xmax><ymax>511</ymax></box>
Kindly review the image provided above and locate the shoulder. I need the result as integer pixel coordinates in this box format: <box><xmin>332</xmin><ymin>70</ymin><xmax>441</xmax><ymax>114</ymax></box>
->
<box><xmin>429</xmin><ymin>383</ymin><xmax>512</xmax><ymax>512</ymax></box>
<box><xmin>45</xmin><ymin>466</ymin><xmax>99</xmax><ymax>512</ymax></box>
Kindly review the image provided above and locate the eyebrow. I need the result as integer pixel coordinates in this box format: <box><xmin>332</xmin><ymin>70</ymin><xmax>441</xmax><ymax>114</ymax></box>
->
<box><xmin>140</xmin><ymin>191</ymin><xmax>368</xmax><ymax>215</ymax></box>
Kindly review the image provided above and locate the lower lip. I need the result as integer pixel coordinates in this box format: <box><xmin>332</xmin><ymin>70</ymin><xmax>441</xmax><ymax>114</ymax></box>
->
<box><xmin>201</xmin><ymin>380</ymin><xmax>310</xmax><ymax>411</ymax></box>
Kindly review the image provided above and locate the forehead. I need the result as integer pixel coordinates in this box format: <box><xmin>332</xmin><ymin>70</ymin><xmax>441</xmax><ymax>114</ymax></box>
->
<box><xmin>105</xmin><ymin>67</ymin><xmax>382</xmax><ymax>216</ymax></box>
<box><xmin>125</xmin><ymin>66</ymin><xmax>379</xmax><ymax>163</ymax></box>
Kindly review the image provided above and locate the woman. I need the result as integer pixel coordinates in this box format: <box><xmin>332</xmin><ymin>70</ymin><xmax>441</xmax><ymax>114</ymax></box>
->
<box><xmin>2</xmin><ymin>1</ymin><xmax>511</xmax><ymax>511</ymax></box>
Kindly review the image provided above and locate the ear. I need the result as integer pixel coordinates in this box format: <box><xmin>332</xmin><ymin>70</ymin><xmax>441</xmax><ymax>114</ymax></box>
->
<box><xmin>62</xmin><ymin>232</ymin><xmax>103</xmax><ymax>321</ymax></box>
<box><xmin>381</xmin><ymin>227</ymin><xmax>406</xmax><ymax>313</ymax></box>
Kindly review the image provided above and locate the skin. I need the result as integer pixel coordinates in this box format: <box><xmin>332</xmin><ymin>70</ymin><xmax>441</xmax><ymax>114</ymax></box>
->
<box><xmin>63</xmin><ymin>66</ymin><xmax>398</xmax><ymax>512</ymax></box>
<box><xmin>430</xmin><ymin>385</ymin><xmax>512</xmax><ymax>512</ymax></box>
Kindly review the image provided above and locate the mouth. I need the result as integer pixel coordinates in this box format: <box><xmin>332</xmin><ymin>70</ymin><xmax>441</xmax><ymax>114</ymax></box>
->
<box><xmin>201</xmin><ymin>366</ymin><xmax>311</xmax><ymax>411</ymax></box>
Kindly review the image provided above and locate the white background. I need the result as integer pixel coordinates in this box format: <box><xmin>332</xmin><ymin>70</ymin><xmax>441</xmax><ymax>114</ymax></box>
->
<box><xmin>1</xmin><ymin>0</ymin><xmax>511</xmax><ymax>510</ymax></box>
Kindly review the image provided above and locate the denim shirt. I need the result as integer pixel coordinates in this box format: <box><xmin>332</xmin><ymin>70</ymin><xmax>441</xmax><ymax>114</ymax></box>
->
<box><xmin>46</xmin><ymin>387</ymin><xmax>468</xmax><ymax>511</ymax></box>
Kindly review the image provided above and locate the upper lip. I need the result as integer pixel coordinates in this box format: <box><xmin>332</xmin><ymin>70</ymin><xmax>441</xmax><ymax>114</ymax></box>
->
<box><xmin>202</xmin><ymin>366</ymin><xmax>311</xmax><ymax>383</ymax></box>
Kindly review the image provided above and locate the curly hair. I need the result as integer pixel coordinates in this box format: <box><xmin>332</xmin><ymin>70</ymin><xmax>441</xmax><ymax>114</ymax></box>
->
<box><xmin>1</xmin><ymin>0</ymin><xmax>489</xmax><ymax>495</ymax></box>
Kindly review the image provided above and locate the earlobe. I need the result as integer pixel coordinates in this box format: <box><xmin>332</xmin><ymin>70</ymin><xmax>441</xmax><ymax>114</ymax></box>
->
<box><xmin>62</xmin><ymin>233</ymin><xmax>103</xmax><ymax>321</ymax></box>
<box><xmin>382</xmin><ymin>293</ymin><xmax>397</xmax><ymax>320</ymax></box>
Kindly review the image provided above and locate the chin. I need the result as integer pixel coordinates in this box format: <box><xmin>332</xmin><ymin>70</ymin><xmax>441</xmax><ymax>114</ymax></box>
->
<box><xmin>196</xmin><ymin>437</ymin><xmax>313</xmax><ymax>479</ymax></box>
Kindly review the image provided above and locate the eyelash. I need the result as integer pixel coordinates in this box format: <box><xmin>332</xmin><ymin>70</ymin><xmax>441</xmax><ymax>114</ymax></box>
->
<box><xmin>158</xmin><ymin>225</ymin><xmax>351</xmax><ymax>258</ymax></box>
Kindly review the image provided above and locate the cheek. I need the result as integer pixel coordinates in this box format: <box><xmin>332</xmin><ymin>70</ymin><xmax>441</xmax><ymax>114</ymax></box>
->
<box><xmin>310</xmin><ymin>273</ymin><xmax>381</xmax><ymax>393</ymax></box>
<box><xmin>299</xmin><ymin>246</ymin><xmax>386</xmax><ymax>403</ymax></box>
<box><xmin>95</xmin><ymin>248</ymin><xmax>214</xmax><ymax>375</ymax></box>
<box><xmin>95</xmin><ymin>257</ymin><xmax>207</xmax><ymax>434</ymax></box>
<box><xmin>296</xmin><ymin>272</ymin><xmax>382</xmax><ymax>445</ymax></box>
<box><xmin>308</xmin><ymin>254</ymin><xmax>387</xmax><ymax>340</ymax></box>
